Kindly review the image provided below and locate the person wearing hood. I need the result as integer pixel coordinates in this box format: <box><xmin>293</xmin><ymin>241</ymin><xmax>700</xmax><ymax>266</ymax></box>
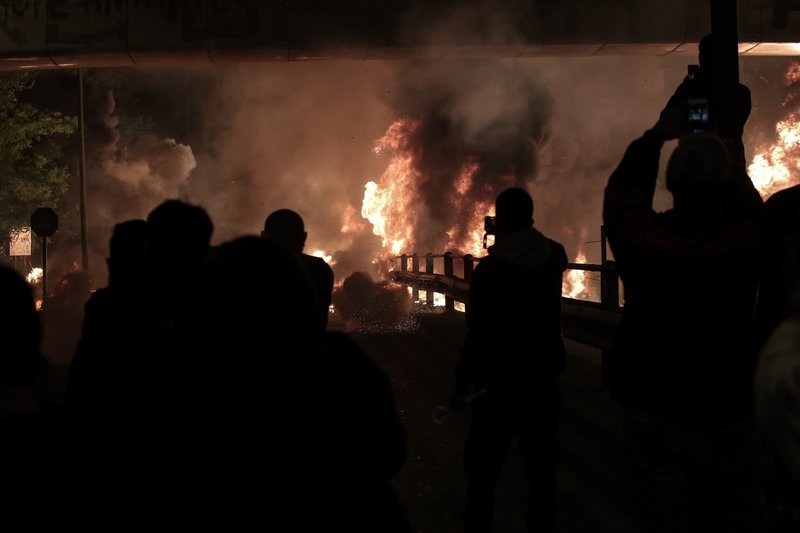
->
<box><xmin>603</xmin><ymin>104</ymin><xmax>764</xmax><ymax>532</ymax></box>
<box><xmin>450</xmin><ymin>186</ymin><xmax>567</xmax><ymax>533</ymax></box>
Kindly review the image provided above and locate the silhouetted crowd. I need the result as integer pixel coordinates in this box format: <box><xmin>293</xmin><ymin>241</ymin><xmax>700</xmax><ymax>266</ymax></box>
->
<box><xmin>5</xmin><ymin>33</ymin><xmax>800</xmax><ymax>533</ymax></box>
<box><xmin>0</xmin><ymin>204</ymin><xmax>409</xmax><ymax>531</ymax></box>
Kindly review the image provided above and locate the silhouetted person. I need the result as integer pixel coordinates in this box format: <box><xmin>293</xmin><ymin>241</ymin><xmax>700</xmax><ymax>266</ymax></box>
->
<box><xmin>756</xmin><ymin>183</ymin><xmax>800</xmax><ymax>348</ymax></box>
<box><xmin>197</xmin><ymin>235</ymin><xmax>409</xmax><ymax>531</ymax></box>
<box><xmin>663</xmin><ymin>33</ymin><xmax>752</xmax><ymax>168</ymax></box>
<box><xmin>754</xmin><ymin>183</ymin><xmax>800</xmax><ymax>530</ymax></box>
<box><xmin>450</xmin><ymin>187</ymin><xmax>567</xmax><ymax>533</ymax></box>
<box><xmin>140</xmin><ymin>199</ymin><xmax>215</xmax><ymax>522</ymax></box>
<box><xmin>603</xmin><ymin>106</ymin><xmax>764</xmax><ymax>532</ymax></box>
<box><xmin>755</xmin><ymin>293</ymin><xmax>800</xmax><ymax>532</ymax></box>
<box><xmin>0</xmin><ymin>266</ymin><xmax>67</xmax><ymax>525</ymax></box>
<box><xmin>66</xmin><ymin>218</ymin><xmax>149</xmax><ymax>517</ymax></box>
<box><xmin>40</xmin><ymin>268</ymin><xmax>92</xmax><ymax>366</ymax></box>
<box><xmin>186</xmin><ymin>234</ymin><xmax>323</xmax><ymax>528</ymax></box>
<box><xmin>67</xmin><ymin>201</ymin><xmax>214</xmax><ymax>526</ymax></box>
<box><xmin>68</xmin><ymin>219</ymin><xmax>148</xmax><ymax>413</ymax></box>
<box><xmin>263</xmin><ymin>208</ymin><xmax>334</xmax><ymax>331</ymax></box>
<box><xmin>318</xmin><ymin>331</ymin><xmax>410</xmax><ymax>532</ymax></box>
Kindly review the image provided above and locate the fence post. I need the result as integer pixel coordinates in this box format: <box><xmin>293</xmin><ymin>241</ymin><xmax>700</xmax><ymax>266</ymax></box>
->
<box><xmin>412</xmin><ymin>253</ymin><xmax>419</xmax><ymax>302</ymax></box>
<box><xmin>463</xmin><ymin>254</ymin><xmax>473</xmax><ymax>315</ymax></box>
<box><xmin>425</xmin><ymin>253</ymin><xmax>434</xmax><ymax>307</ymax></box>
<box><xmin>600</xmin><ymin>249</ymin><xmax>619</xmax><ymax>390</ymax></box>
<box><xmin>444</xmin><ymin>252</ymin><xmax>454</xmax><ymax>314</ymax></box>
<box><xmin>463</xmin><ymin>254</ymin><xmax>474</xmax><ymax>282</ymax></box>
<box><xmin>601</xmin><ymin>260</ymin><xmax>619</xmax><ymax>309</ymax></box>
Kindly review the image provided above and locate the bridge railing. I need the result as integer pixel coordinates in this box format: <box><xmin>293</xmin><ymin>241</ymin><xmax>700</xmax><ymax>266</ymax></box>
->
<box><xmin>389</xmin><ymin>229</ymin><xmax>624</xmax><ymax>354</ymax></box>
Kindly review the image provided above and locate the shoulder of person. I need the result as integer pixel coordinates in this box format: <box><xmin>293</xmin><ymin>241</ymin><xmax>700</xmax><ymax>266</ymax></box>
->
<box><xmin>738</xmin><ymin>82</ymin><xmax>752</xmax><ymax>96</ymax></box>
<box><xmin>545</xmin><ymin>238</ymin><xmax>568</xmax><ymax>266</ymax></box>
<box><xmin>765</xmin><ymin>185</ymin><xmax>800</xmax><ymax>219</ymax></box>
<box><xmin>766</xmin><ymin>184</ymin><xmax>800</xmax><ymax>207</ymax></box>
<box><xmin>303</xmin><ymin>253</ymin><xmax>333</xmax><ymax>270</ymax></box>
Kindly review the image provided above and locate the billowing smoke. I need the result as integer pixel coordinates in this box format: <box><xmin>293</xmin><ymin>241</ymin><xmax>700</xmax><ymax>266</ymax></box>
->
<box><xmin>185</xmin><ymin>61</ymin><xmax>395</xmax><ymax>279</ymax></box>
<box><xmin>51</xmin><ymin>53</ymin><xmax>792</xmax><ymax>307</ymax></box>
<box><xmin>376</xmin><ymin>58</ymin><xmax>554</xmax><ymax>253</ymax></box>
<box><xmin>83</xmin><ymin>87</ymin><xmax>196</xmax><ymax>284</ymax></box>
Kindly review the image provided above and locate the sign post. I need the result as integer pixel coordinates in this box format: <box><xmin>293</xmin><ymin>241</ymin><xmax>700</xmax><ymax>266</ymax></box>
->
<box><xmin>31</xmin><ymin>208</ymin><xmax>58</xmax><ymax>308</ymax></box>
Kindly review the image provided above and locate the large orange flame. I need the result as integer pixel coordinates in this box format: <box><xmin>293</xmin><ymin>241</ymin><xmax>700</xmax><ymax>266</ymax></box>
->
<box><xmin>26</xmin><ymin>267</ymin><xmax>43</xmax><ymax>285</ymax></box>
<box><xmin>562</xmin><ymin>248</ymin><xmax>590</xmax><ymax>299</ymax></box>
<box><xmin>361</xmin><ymin>120</ymin><xmax>421</xmax><ymax>256</ymax></box>
<box><xmin>361</xmin><ymin>119</ymin><xmax>498</xmax><ymax>262</ymax></box>
<box><xmin>748</xmin><ymin>61</ymin><xmax>800</xmax><ymax>199</ymax></box>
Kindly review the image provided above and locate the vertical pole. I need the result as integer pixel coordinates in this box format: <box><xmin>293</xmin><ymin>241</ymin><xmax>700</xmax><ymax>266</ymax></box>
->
<box><xmin>600</xmin><ymin>225</ymin><xmax>607</xmax><ymax>265</ymax></box>
<box><xmin>600</xmin><ymin>225</ymin><xmax>608</xmax><ymax>305</ymax></box>
<box><xmin>444</xmin><ymin>252</ymin><xmax>454</xmax><ymax>314</ymax></box>
<box><xmin>78</xmin><ymin>68</ymin><xmax>89</xmax><ymax>275</ymax></box>
<box><xmin>709</xmin><ymin>0</ymin><xmax>744</xmax><ymax>166</ymax></box>
<box><xmin>463</xmin><ymin>254</ymin><xmax>474</xmax><ymax>314</ymax></box>
<box><xmin>463</xmin><ymin>255</ymin><xmax>474</xmax><ymax>283</ymax></box>
<box><xmin>412</xmin><ymin>253</ymin><xmax>419</xmax><ymax>302</ymax></box>
<box><xmin>41</xmin><ymin>236</ymin><xmax>47</xmax><ymax>311</ymax></box>
<box><xmin>425</xmin><ymin>253</ymin><xmax>434</xmax><ymax>307</ymax></box>
<box><xmin>400</xmin><ymin>254</ymin><xmax>408</xmax><ymax>302</ymax></box>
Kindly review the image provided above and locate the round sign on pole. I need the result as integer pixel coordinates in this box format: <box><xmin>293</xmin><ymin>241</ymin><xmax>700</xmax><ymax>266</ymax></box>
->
<box><xmin>31</xmin><ymin>208</ymin><xmax>58</xmax><ymax>237</ymax></box>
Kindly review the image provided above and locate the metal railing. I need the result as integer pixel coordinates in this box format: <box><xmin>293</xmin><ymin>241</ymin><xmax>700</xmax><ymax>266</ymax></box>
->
<box><xmin>389</xmin><ymin>227</ymin><xmax>623</xmax><ymax>352</ymax></box>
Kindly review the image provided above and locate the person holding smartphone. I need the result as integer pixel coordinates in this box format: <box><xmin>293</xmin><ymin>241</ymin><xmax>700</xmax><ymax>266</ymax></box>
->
<box><xmin>663</xmin><ymin>33</ymin><xmax>752</xmax><ymax>168</ymax></box>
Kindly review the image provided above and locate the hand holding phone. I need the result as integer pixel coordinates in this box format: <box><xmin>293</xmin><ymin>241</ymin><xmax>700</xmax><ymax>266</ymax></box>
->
<box><xmin>687</xmin><ymin>98</ymin><xmax>710</xmax><ymax>133</ymax></box>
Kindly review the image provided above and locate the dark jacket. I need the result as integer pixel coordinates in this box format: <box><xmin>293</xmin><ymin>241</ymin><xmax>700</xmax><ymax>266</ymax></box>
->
<box><xmin>455</xmin><ymin>227</ymin><xmax>567</xmax><ymax>405</ymax></box>
<box><xmin>755</xmin><ymin>184</ymin><xmax>800</xmax><ymax>349</ymax></box>
<box><xmin>603</xmin><ymin>129</ymin><xmax>763</xmax><ymax>426</ymax></box>
<box><xmin>301</xmin><ymin>253</ymin><xmax>334</xmax><ymax>331</ymax></box>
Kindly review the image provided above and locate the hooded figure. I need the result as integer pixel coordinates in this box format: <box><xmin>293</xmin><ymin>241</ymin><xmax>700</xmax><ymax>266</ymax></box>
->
<box><xmin>603</xmin><ymin>111</ymin><xmax>764</xmax><ymax>532</ymax></box>
<box><xmin>451</xmin><ymin>186</ymin><xmax>567</xmax><ymax>533</ymax></box>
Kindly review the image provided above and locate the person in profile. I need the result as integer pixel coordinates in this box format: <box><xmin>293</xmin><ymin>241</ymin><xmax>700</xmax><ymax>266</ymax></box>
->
<box><xmin>262</xmin><ymin>208</ymin><xmax>334</xmax><ymax>331</ymax></box>
<box><xmin>450</xmin><ymin>187</ymin><xmax>567</xmax><ymax>533</ymax></box>
<box><xmin>603</xmin><ymin>103</ymin><xmax>764</xmax><ymax>532</ymax></box>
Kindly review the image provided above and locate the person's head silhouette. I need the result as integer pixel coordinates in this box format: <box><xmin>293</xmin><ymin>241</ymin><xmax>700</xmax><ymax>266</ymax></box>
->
<box><xmin>666</xmin><ymin>132</ymin><xmax>732</xmax><ymax>211</ymax></box>
<box><xmin>146</xmin><ymin>199</ymin><xmax>213</xmax><ymax>269</ymax></box>
<box><xmin>107</xmin><ymin>219</ymin><xmax>147</xmax><ymax>287</ymax></box>
<box><xmin>495</xmin><ymin>187</ymin><xmax>534</xmax><ymax>236</ymax></box>
<box><xmin>262</xmin><ymin>209</ymin><xmax>306</xmax><ymax>255</ymax></box>
<box><xmin>698</xmin><ymin>34</ymin><xmax>715</xmax><ymax>72</ymax></box>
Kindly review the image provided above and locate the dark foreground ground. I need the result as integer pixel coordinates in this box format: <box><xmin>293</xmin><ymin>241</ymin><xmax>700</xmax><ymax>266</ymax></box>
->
<box><xmin>339</xmin><ymin>311</ymin><xmax>637</xmax><ymax>533</ymax></box>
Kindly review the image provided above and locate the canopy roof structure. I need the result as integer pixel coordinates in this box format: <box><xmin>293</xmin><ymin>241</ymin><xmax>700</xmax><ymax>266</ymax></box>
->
<box><xmin>2</xmin><ymin>1</ymin><xmax>800</xmax><ymax>70</ymax></box>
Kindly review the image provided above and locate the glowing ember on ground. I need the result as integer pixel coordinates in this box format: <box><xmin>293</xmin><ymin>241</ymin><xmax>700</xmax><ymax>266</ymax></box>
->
<box><xmin>26</xmin><ymin>267</ymin><xmax>43</xmax><ymax>285</ymax></box>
